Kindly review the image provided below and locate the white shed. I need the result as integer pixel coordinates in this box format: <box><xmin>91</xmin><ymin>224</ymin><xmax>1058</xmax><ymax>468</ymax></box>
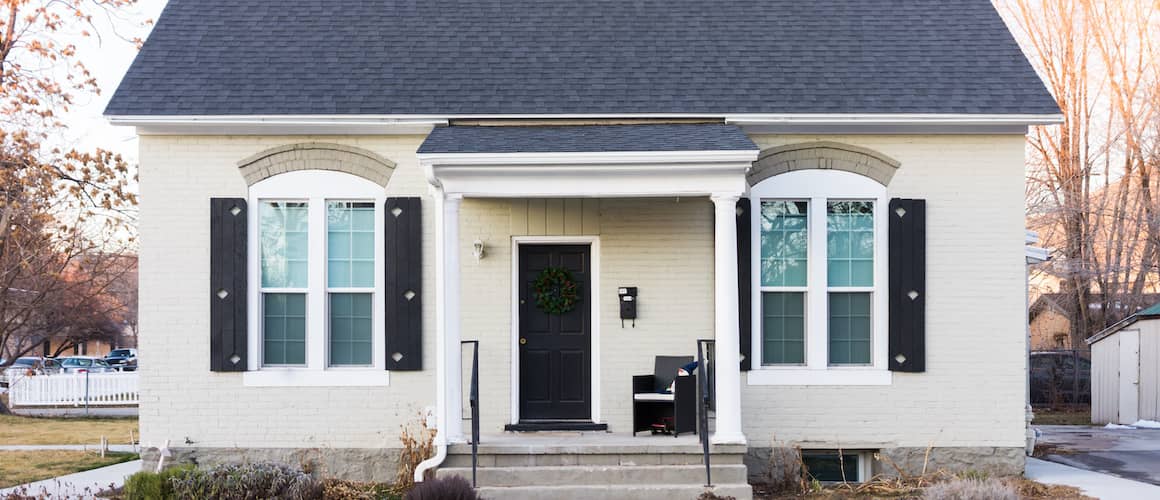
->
<box><xmin>1086</xmin><ymin>303</ymin><xmax>1160</xmax><ymax>425</ymax></box>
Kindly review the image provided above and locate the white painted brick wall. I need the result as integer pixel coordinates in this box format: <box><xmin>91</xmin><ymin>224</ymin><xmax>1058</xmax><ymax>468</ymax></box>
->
<box><xmin>743</xmin><ymin>134</ymin><xmax>1028</xmax><ymax>449</ymax></box>
<box><xmin>138</xmin><ymin>135</ymin><xmax>435</xmax><ymax>449</ymax></box>
<box><xmin>140</xmin><ymin>132</ymin><xmax>1027</xmax><ymax>452</ymax></box>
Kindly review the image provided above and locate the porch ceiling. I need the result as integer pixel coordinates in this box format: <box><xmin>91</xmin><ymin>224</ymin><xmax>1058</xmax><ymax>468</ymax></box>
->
<box><xmin>418</xmin><ymin>124</ymin><xmax>759</xmax><ymax>198</ymax></box>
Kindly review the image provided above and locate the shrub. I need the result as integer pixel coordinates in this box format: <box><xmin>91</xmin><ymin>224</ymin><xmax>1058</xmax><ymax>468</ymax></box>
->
<box><xmin>697</xmin><ymin>490</ymin><xmax>736</xmax><ymax>500</ymax></box>
<box><xmin>122</xmin><ymin>464</ymin><xmax>197</xmax><ymax>500</ymax></box>
<box><xmin>320</xmin><ymin>478</ymin><xmax>404</xmax><ymax>500</ymax></box>
<box><xmin>402</xmin><ymin>476</ymin><xmax>477</xmax><ymax>500</ymax></box>
<box><xmin>395</xmin><ymin>415</ymin><xmax>436</xmax><ymax>490</ymax></box>
<box><xmin>169</xmin><ymin>463</ymin><xmax>323</xmax><ymax>500</ymax></box>
<box><xmin>923</xmin><ymin>477</ymin><xmax>1017</xmax><ymax>500</ymax></box>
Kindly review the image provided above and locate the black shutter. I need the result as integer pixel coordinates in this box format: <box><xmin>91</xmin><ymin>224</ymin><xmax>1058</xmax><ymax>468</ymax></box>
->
<box><xmin>888</xmin><ymin>198</ymin><xmax>926</xmax><ymax>372</ymax></box>
<box><xmin>210</xmin><ymin>198</ymin><xmax>248</xmax><ymax>372</ymax></box>
<box><xmin>736</xmin><ymin>197</ymin><xmax>752</xmax><ymax>371</ymax></box>
<box><xmin>385</xmin><ymin>197</ymin><xmax>423</xmax><ymax>371</ymax></box>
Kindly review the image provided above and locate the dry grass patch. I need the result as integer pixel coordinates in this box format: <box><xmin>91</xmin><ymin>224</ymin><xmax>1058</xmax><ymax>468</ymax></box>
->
<box><xmin>1032</xmin><ymin>408</ymin><xmax>1092</xmax><ymax>426</ymax></box>
<box><xmin>756</xmin><ymin>476</ymin><xmax>1093</xmax><ymax>499</ymax></box>
<box><xmin>752</xmin><ymin>446</ymin><xmax>1093</xmax><ymax>500</ymax></box>
<box><xmin>0</xmin><ymin>415</ymin><xmax>138</xmax><ymax>445</ymax></box>
<box><xmin>0</xmin><ymin>451</ymin><xmax>137</xmax><ymax>488</ymax></box>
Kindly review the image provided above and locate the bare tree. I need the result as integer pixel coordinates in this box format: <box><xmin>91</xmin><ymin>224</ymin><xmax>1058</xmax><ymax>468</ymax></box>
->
<box><xmin>0</xmin><ymin>0</ymin><xmax>145</xmax><ymax>414</ymax></box>
<box><xmin>1005</xmin><ymin>0</ymin><xmax>1160</xmax><ymax>346</ymax></box>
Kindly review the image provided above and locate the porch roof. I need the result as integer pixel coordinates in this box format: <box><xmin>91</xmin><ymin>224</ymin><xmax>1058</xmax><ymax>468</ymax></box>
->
<box><xmin>417</xmin><ymin>124</ymin><xmax>758</xmax><ymax>198</ymax></box>
<box><xmin>417</xmin><ymin>124</ymin><xmax>758</xmax><ymax>154</ymax></box>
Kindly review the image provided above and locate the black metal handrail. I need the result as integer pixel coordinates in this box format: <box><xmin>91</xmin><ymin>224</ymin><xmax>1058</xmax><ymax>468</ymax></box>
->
<box><xmin>696</xmin><ymin>338</ymin><xmax>715</xmax><ymax>488</ymax></box>
<box><xmin>462</xmin><ymin>340</ymin><xmax>480</xmax><ymax>488</ymax></box>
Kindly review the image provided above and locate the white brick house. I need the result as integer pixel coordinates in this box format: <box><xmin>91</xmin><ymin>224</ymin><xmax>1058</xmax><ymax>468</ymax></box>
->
<box><xmin>107</xmin><ymin>1</ymin><xmax>1059</xmax><ymax>497</ymax></box>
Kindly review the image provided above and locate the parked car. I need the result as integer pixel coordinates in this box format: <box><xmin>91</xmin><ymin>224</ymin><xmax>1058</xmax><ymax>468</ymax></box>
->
<box><xmin>2</xmin><ymin>357</ymin><xmax>63</xmax><ymax>386</ymax></box>
<box><xmin>1030</xmin><ymin>351</ymin><xmax>1091</xmax><ymax>406</ymax></box>
<box><xmin>104</xmin><ymin>348</ymin><xmax>138</xmax><ymax>371</ymax></box>
<box><xmin>59</xmin><ymin>356</ymin><xmax>117</xmax><ymax>374</ymax></box>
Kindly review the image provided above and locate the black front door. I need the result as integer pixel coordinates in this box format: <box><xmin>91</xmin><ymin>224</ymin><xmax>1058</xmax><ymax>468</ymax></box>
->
<box><xmin>518</xmin><ymin>244</ymin><xmax>591</xmax><ymax>421</ymax></box>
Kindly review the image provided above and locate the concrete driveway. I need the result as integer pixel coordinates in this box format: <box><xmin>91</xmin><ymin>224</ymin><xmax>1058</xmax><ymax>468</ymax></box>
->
<box><xmin>1035</xmin><ymin>425</ymin><xmax>1160</xmax><ymax>486</ymax></box>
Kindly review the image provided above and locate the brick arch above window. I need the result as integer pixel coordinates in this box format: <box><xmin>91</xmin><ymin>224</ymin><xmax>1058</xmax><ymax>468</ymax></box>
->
<box><xmin>237</xmin><ymin>143</ymin><xmax>397</xmax><ymax>187</ymax></box>
<box><xmin>748</xmin><ymin>141</ymin><xmax>901</xmax><ymax>187</ymax></box>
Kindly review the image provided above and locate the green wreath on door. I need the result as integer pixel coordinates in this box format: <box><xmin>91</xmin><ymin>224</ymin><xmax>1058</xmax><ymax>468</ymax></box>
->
<box><xmin>532</xmin><ymin>267</ymin><xmax>580</xmax><ymax>314</ymax></box>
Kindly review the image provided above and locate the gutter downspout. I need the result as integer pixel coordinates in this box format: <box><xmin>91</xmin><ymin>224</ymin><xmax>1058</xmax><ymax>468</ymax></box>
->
<box><xmin>1025</xmin><ymin>231</ymin><xmax>1050</xmax><ymax>455</ymax></box>
<box><xmin>415</xmin><ymin>187</ymin><xmax>449</xmax><ymax>482</ymax></box>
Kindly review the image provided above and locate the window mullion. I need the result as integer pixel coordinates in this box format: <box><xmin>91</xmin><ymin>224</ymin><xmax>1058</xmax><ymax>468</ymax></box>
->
<box><xmin>807</xmin><ymin>196</ymin><xmax>828</xmax><ymax>369</ymax></box>
<box><xmin>308</xmin><ymin>196</ymin><xmax>327</xmax><ymax>371</ymax></box>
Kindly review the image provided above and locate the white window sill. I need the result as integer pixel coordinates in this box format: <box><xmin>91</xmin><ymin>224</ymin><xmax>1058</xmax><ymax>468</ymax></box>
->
<box><xmin>242</xmin><ymin>369</ymin><xmax>390</xmax><ymax>387</ymax></box>
<box><xmin>746</xmin><ymin>368</ymin><xmax>892</xmax><ymax>386</ymax></box>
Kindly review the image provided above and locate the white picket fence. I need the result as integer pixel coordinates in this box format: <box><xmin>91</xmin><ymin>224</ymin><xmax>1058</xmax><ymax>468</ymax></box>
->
<box><xmin>8</xmin><ymin>372</ymin><xmax>139</xmax><ymax>407</ymax></box>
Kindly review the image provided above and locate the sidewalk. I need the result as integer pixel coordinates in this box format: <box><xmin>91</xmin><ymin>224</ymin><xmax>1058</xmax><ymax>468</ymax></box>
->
<box><xmin>0</xmin><ymin>459</ymin><xmax>142</xmax><ymax>499</ymax></box>
<box><xmin>11</xmin><ymin>407</ymin><xmax>138</xmax><ymax>418</ymax></box>
<box><xmin>1026</xmin><ymin>457</ymin><xmax>1160</xmax><ymax>500</ymax></box>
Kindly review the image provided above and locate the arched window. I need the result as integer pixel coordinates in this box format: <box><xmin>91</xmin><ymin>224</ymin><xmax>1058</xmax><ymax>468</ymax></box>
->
<box><xmin>748</xmin><ymin>169</ymin><xmax>889</xmax><ymax>384</ymax></box>
<box><xmin>246</xmin><ymin>169</ymin><xmax>389</xmax><ymax>385</ymax></box>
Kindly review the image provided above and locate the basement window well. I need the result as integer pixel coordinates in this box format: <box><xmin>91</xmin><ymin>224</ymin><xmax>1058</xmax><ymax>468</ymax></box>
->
<box><xmin>801</xmin><ymin>450</ymin><xmax>872</xmax><ymax>483</ymax></box>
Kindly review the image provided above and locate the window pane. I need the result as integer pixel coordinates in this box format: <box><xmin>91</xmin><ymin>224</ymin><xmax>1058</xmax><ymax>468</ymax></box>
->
<box><xmin>826</xmin><ymin>201</ymin><xmax>873</xmax><ymax>287</ymax></box>
<box><xmin>330</xmin><ymin>292</ymin><xmax>373</xmax><ymax>366</ymax></box>
<box><xmin>829</xmin><ymin>292</ymin><xmax>871</xmax><ymax>365</ymax></box>
<box><xmin>761</xmin><ymin>201</ymin><xmax>809</xmax><ymax>287</ymax></box>
<box><xmin>260</xmin><ymin>202</ymin><xmax>309</xmax><ymax>288</ymax></box>
<box><xmin>802</xmin><ymin>452</ymin><xmax>860</xmax><ymax>483</ymax></box>
<box><xmin>328</xmin><ymin>202</ymin><xmax>376</xmax><ymax>288</ymax></box>
<box><xmin>762</xmin><ymin>292</ymin><xmax>805</xmax><ymax>364</ymax></box>
<box><xmin>263</xmin><ymin>293</ymin><xmax>306</xmax><ymax>366</ymax></box>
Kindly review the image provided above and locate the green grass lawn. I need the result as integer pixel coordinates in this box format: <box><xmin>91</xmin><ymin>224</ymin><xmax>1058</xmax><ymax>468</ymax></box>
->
<box><xmin>0</xmin><ymin>414</ymin><xmax>138</xmax><ymax>445</ymax></box>
<box><xmin>0</xmin><ymin>450</ymin><xmax>138</xmax><ymax>488</ymax></box>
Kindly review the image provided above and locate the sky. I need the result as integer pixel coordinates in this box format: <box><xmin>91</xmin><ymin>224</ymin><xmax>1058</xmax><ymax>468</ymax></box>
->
<box><xmin>63</xmin><ymin>0</ymin><xmax>168</xmax><ymax>163</ymax></box>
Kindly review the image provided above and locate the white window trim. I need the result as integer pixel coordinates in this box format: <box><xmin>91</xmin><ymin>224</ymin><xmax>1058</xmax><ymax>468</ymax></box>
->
<box><xmin>244</xmin><ymin>170</ymin><xmax>389</xmax><ymax>387</ymax></box>
<box><xmin>748</xmin><ymin>169</ymin><xmax>892</xmax><ymax>386</ymax></box>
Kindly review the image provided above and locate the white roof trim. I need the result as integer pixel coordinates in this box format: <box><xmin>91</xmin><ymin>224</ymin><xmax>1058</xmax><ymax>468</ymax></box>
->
<box><xmin>107</xmin><ymin>116</ymin><xmax>449</xmax><ymax>135</ymax></box>
<box><xmin>107</xmin><ymin>112</ymin><xmax>1064</xmax><ymax>134</ymax></box>
<box><xmin>419</xmin><ymin>149</ymin><xmax>757</xmax><ymax>198</ymax></box>
<box><xmin>726</xmin><ymin>113</ymin><xmax>1063</xmax><ymax>126</ymax></box>
<box><xmin>1025</xmin><ymin>230</ymin><xmax>1050</xmax><ymax>264</ymax></box>
<box><xmin>417</xmin><ymin>150</ymin><xmax>758</xmax><ymax>165</ymax></box>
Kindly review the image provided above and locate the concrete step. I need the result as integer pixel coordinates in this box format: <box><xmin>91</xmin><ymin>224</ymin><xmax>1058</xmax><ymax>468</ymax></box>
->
<box><xmin>448</xmin><ymin>441</ymin><xmax>747</xmax><ymax>456</ymax></box>
<box><xmin>473</xmin><ymin>483</ymin><xmax>753</xmax><ymax>500</ymax></box>
<box><xmin>436</xmin><ymin>464</ymin><xmax>747</xmax><ymax>487</ymax></box>
<box><xmin>443</xmin><ymin>451</ymin><xmax>743</xmax><ymax>467</ymax></box>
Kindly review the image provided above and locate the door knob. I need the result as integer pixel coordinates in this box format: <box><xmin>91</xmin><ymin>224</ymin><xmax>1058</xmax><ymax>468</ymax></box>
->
<box><xmin>519</xmin><ymin>338</ymin><xmax>527</xmax><ymax>345</ymax></box>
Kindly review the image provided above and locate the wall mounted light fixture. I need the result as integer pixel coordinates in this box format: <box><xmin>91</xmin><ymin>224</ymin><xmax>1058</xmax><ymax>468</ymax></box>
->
<box><xmin>472</xmin><ymin>239</ymin><xmax>485</xmax><ymax>260</ymax></box>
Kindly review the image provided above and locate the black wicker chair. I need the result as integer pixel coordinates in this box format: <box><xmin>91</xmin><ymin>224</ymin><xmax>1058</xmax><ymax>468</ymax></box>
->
<box><xmin>632</xmin><ymin>355</ymin><xmax>697</xmax><ymax>436</ymax></box>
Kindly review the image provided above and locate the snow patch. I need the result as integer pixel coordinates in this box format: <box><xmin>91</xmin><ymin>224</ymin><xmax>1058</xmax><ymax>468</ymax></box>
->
<box><xmin>1104</xmin><ymin>423</ymin><xmax>1136</xmax><ymax>429</ymax></box>
<box><xmin>1131</xmin><ymin>420</ymin><xmax>1160</xmax><ymax>429</ymax></box>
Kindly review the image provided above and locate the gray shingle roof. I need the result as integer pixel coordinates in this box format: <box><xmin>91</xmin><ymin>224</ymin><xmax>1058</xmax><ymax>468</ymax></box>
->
<box><xmin>417</xmin><ymin>124</ymin><xmax>758</xmax><ymax>154</ymax></box>
<box><xmin>106</xmin><ymin>0</ymin><xmax>1059</xmax><ymax>117</ymax></box>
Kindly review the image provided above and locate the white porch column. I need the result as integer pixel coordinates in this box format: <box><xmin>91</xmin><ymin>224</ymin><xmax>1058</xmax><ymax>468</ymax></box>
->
<box><xmin>711</xmin><ymin>194</ymin><xmax>746</xmax><ymax>444</ymax></box>
<box><xmin>435</xmin><ymin>191</ymin><xmax>465</xmax><ymax>443</ymax></box>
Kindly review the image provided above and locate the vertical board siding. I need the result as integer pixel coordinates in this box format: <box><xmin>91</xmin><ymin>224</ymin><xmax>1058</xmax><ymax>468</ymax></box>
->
<box><xmin>385</xmin><ymin>197</ymin><xmax>423</xmax><ymax>370</ymax></box>
<box><xmin>888</xmin><ymin>198</ymin><xmax>926</xmax><ymax>372</ymax></box>
<box><xmin>210</xmin><ymin>198</ymin><xmax>248</xmax><ymax>372</ymax></box>
<box><xmin>564</xmin><ymin>199</ymin><xmax>584</xmax><ymax>235</ymax></box>
<box><xmin>545</xmin><ymin>199</ymin><xmax>566</xmax><ymax>234</ymax></box>
<box><xmin>1142</xmin><ymin>322</ymin><xmax>1160</xmax><ymax>420</ymax></box>
<box><xmin>511</xmin><ymin>199</ymin><xmax>601</xmax><ymax>236</ymax></box>
<box><xmin>1092</xmin><ymin>336</ymin><xmax>1119</xmax><ymax>424</ymax></box>
<box><xmin>736</xmin><ymin>197</ymin><xmax>752</xmax><ymax>371</ymax></box>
